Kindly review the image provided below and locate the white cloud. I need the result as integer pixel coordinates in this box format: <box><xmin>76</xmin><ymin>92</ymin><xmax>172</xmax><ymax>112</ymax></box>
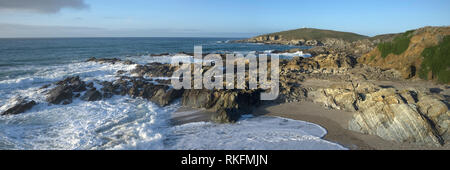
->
<box><xmin>0</xmin><ymin>0</ymin><xmax>88</xmax><ymax>13</ymax></box>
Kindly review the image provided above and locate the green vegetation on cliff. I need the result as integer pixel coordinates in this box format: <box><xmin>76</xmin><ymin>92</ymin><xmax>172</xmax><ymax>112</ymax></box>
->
<box><xmin>377</xmin><ymin>30</ymin><xmax>414</xmax><ymax>58</ymax></box>
<box><xmin>418</xmin><ymin>35</ymin><xmax>450</xmax><ymax>83</ymax></box>
<box><xmin>264</xmin><ymin>28</ymin><xmax>368</xmax><ymax>42</ymax></box>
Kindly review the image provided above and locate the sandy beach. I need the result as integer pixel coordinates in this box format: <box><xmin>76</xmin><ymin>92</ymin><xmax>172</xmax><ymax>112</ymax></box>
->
<box><xmin>172</xmin><ymin>101</ymin><xmax>449</xmax><ymax>150</ymax></box>
<box><xmin>254</xmin><ymin>102</ymin><xmax>450</xmax><ymax>150</ymax></box>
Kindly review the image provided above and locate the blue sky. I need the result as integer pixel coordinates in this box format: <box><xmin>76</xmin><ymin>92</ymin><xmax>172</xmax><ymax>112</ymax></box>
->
<box><xmin>0</xmin><ymin>0</ymin><xmax>449</xmax><ymax>37</ymax></box>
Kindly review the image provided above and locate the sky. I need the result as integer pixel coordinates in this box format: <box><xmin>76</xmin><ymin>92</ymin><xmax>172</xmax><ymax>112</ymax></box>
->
<box><xmin>0</xmin><ymin>0</ymin><xmax>449</xmax><ymax>38</ymax></box>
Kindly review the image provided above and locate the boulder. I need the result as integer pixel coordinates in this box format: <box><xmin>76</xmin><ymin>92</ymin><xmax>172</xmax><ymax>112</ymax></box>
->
<box><xmin>81</xmin><ymin>88</ymin><xmax>102</xmax><ymax>101</ymax></box>
<box><xmin>46</xmin><ymin>76</ymin><xmax>88</xmax><ymax>104</ymax></box>
<box><xmin>149</xmin><ymin>88</ymin><xmax>184</xmax><ymax>107</ymax></box>
<box><xmin>1</xmin><ymin>97</ymin><xmax>36</xmax><ymax>115</ymax></box>
<box><xmin>182</xmin><ymin>89</ymin><xmax>215</xmax><ymax>108</ymax></box>
<box><xmin>181</xmin><ymin>89</ymin><xmax>261</xmax><ymax>123</ymax></box>
<box><xmin>46</xmin><ymin>85</ymin><xmax>73</xmax><ymax>105</ymax></box>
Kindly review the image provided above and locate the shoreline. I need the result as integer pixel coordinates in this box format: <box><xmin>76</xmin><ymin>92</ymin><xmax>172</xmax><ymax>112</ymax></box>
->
<box><xmin>254</xmin><ymin>102</ymin><xmax>450</xmax><ymax>150</ymax></box>
<box><xmin>172</xmin><ymin>102</ymin><xmax>450</xmax><ymax>150</ymax></box>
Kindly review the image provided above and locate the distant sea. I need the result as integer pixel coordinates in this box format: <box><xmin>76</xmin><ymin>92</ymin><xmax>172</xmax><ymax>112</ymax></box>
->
<box><xmin>0</xmin><ymin>37</ymin><xmax>345</xmax><ymax>150</ymax></box>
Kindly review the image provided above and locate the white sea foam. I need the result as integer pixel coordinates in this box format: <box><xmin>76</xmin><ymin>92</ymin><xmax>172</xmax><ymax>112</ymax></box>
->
<box><xmin>166</xmin><ymin>116</ymin><xmax>346</xmax><ymax>150</ymax></box>
<box><xmin>0</xmin><ymin>96</ymin><xmax>177</xmax><ymax>150</ymax></box>
<box><xmin>271</xmin><ymin>51</ymin><xmax>312</xmax><ymax>58</ymax></box>
<box><xmin>0</xmin><ymin>62</ymin><xmax>136</xmax><ymax>106</ymax></box>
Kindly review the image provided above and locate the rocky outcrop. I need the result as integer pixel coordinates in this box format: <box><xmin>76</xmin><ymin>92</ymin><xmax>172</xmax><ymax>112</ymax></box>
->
<box><xmin>348</xmin><ymin>88</ymin><xmax>446</xmax><ymax>146</ymax></box>
<box><xmin>46</xmin><ymin>85</ymin><xmax>73</xmax><ymax>105</ymax></box>
<box><xmin>131</xmin><ymin>63</ymin><xmax>176</xmax><ymax>77</ymax></box>
<box><xmin>46</xmin><ymin>76</ymin><xmax>86</xmax><ymax>104</ymax></box>
<box><xmin>81</xmin><ymin>88</ymin><xmax>102</xmax><ymax>101</ymax></box>
<box><xmin>281</xmin><ymin>52</ymin><xmax>356</xmax><ymax>73</ymax></box>
<box><xmin>182</xmin><ymin>89</ymin><xmax>262</xmax><ymax>123</ymax></box>
<box><xmin>233</xmin><ymin>28</ymin><xmax>388</xmax><ymax>56</ymax></box>
<box><xmin>287</xmin><ymin>80</ymin><xmax>448</xmax><ymax>146</ymax></box>
<box><xmin>416</xmin><ymin>95</ymin><xmax>450</xmax><ymax>141</ymax></box>
<box><xmin>86</xmin><ymin>57</ymin><xmax>135</xmax><ymax>65</ymax></box>
<box><xmin>359</xmin><ymin>26</ymin><xmax>450</xmax><ymax>81</ymax></box>
<box><xmin>1</xmin><ymin>97</ymin><xmax>36</xmax><ymax>115</ymax></box>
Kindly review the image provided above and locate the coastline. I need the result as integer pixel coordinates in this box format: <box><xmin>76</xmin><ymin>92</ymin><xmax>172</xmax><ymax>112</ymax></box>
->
<box><xmin>172</xmin><ymin>102</ymin><xmax>450</xmax><ymax>150</ymax></box>
<box><xmin>254</xmin><ymin>102</ymin><xmax>450</xmax><ymax>150</ymax></box>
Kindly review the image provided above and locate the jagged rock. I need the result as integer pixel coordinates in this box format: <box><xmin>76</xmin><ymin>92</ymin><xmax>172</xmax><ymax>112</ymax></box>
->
<box><xmin>1</xmin><ymin>97</ymin><xmax>36</xmax><ymax>115</ymax></box>
<box><xmin>182</xmin><ymin>89</ymin><xmax>261</xmax><ymax>123</ymax></box>
<box><xmin>131</xmin><ymin>63</ymin><xmax>175</xmax><ymax>77</ymax></box>
<box><xmin>46</xmin><ymin>76</ymin><xmax>88</xmax><ymax>104</ymax></box>
<box><xmin>182</xmin><ymin>89</ymin><xmax>215</xmax><ymax>108</ymax></box>
<box><xmin>306</xmin><ymin>82</ymin><xmax>378</xmax><ymax>111</ymax></box>
<box><xmin>56</xmin><ymin>76</ymin><xmax>86</xmax><ymax>92</ymax></box>
<box><xmin>101</xmin><ymin>81</ymin><xmax>124</xmax><ymax>96</ymax></box>
<box><xmin>149</xmin><ymin>88</ymin><xmax>184</xmax><ymax>107</ymax></box>
<box><xmin>46</xmin><ymin>85</ymin><xmax>73</xmax><ymax>105</ymax></box>
<box><xmin>309</xmin><ymin>88</ymin><xmax>358</xmax><ymax>111</ymax></box>
<box><xmin>81</xmin><ymin>88</ymin><xmax>102</xmax><ymax>101</ymax></box>
<box><xmin>281</xmin><ymin>51</ymin><xmax>357</xmax><ymax>75</ymax></box>
<box><xmin>86</xmin><ymin>57</ymin><xmax>121</xmax><ymax>64</ymax></box>
<box><xmin>312</xmin><ymin>53</ymin><xmax>357</xmax><ymax>69</ymax></box>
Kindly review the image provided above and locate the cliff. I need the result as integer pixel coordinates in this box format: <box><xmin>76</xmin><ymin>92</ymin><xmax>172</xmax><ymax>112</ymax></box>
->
<box><xmin>358</xmin><ymin>26</ymin><xmax>450</xmax><ymax>83</ymax></box>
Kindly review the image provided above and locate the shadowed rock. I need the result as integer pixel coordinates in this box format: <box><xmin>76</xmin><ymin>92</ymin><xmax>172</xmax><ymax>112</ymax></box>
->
<box><xmin>1</xmin><ymin>97</ymin><xmax>36</xmax><ymax>115</ymax></box>
<box><xmin>46</xmin><ymin>85</ymin><xmax>73</xmax><ymax>105</ymax></box>
<box><xmin>81</xmin><ymin>88</ymin><xmax>102</xmax><ymax>101</ymax></box>
<box><xmin>182</xmin><ymin>89</ymin><xmax>262</xmax><ymax>123</ymax></box>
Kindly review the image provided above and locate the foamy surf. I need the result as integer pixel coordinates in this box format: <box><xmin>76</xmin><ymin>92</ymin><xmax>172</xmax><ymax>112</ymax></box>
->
<box><xmin>0</xmin><ymin>54</ymin><xmax>345</xmax><ymax>150</ymax></box>
<box><xmin>166</xmin><ymin>116</ymin><xmax>346</xmax><ymax>150</ymax></box>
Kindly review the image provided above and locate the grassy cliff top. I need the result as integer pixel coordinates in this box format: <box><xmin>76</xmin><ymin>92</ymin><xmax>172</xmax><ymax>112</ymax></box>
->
<box><xmin>260</xmin><ymin>28</ymin><xmax>369</xmax><ymax>42</ymax></box>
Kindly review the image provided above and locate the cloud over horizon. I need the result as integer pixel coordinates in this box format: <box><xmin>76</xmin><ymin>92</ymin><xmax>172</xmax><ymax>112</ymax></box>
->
<box><xmin>0</xmin><ymin>23</ymin><xmax>255</xmax><ymax>38</ymax></box>
<box><xmin>0</xmin><ymin>0</ymin><xmax>88</xmax><ymax>13</ymax></box>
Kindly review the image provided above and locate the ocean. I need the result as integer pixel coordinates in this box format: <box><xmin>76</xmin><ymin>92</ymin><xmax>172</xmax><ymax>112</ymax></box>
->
<box><xmin>0</xmin><ymin>37</ymin><xmax>345</xmax><ymax>150</ymax></box>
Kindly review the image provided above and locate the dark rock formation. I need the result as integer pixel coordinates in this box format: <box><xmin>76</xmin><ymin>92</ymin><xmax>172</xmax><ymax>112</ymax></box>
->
<box><xmin>1</xmin><ymin>97</ymin><xmax>36</xmax><ymax>115</ymax></box>
<box><xmin>81</xmin><ymin>88</ymin><xmax>102</xmax><ymax>101</ymax></box>
<box><xmin>46</xmin><ymin>85</ymin><xmax>74</xmax><ymax>105</ymax></box>
<box><xmin>131</xmin><ymin>63</ymin><xmax>175</xmax><ymax>77</ymax></box>
<box><xmin>86</xmin><ymin>57</ymin><xmax>134</xmax><ymax>65</ymax></box>
<box><xmin>151</xmin><ymin>53</ymin><xmax>169</xmax><ymax>56</ymax></box>
<box><xmin>46</xmin><ymin>76</ymin><xmax>87</xmax><ymax>104</ymax></box>
<box><xmin>56</xmin><ymin>76</ymin><xmax>86</xmax><ymax>92</ymax></box>
<box><xmin>182</xmin><ymin>89</ymin><xmax>262</xmax><ymax>123</ymax></box>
